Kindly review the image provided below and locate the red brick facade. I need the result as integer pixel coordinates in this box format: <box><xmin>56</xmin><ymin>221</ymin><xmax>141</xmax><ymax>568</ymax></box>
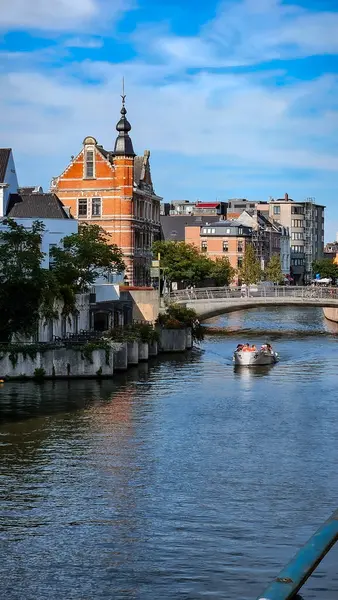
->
<box><xmin>52</xmin><ymin>103</ymin><xmax>162</xmax><ymax>286</ymax></box>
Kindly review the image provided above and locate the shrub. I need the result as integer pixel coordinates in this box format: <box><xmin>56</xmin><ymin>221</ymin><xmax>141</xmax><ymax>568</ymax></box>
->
<box><xmin>156</xmin><ymin>304</ymin><xmax>204</xmax><ymax>342</ymax></box>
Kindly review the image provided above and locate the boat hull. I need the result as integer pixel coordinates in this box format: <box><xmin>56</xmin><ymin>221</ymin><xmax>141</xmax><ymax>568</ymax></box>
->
<box><xmin>233</xmin><ymin>350</ymin><xmax>278</xmax><ymax>366</ymax></box>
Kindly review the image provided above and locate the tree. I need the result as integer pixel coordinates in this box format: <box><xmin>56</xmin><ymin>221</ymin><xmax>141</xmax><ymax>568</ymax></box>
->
<box><xmin>51</xmin><ymin>224</ymin><xmax>125</xmax><ymax>302</ymax></box>
<box><xmin>210</xmin><ymin>257</ymin><xmax>236</xmax><ymax>286</ymax></box>
<box><xmin>0</xmin><ymin>219</ymin><xmax>54</xmax><ymax>342</ymax></box>
<box><xmin>152</xmin><ymin>240</ymin><xmax>212</xmax><ymax>286</ymax></box>
<box><xmin>238</xmin><ymin>244</ymin><xmax>262</xmax><ymax>285</ymax></box>
<box><xmin>265</xmin><ymin>254</ymin><xmax>284</xmax><ymax>284</ymax></box>
<box><xmin>312</xmin><ymin>258</ymin><xmax>338</xmax><ymax>281</ymax></box>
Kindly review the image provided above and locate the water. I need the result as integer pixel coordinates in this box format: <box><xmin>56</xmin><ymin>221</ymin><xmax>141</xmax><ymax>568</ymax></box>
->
<box><xmin>1</xmin><ymin>307</ymin><xmax>338</xmax><ymax>600</ymax></box>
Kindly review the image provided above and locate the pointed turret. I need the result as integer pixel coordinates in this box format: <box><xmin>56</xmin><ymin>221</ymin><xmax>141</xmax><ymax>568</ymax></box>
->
<box><xmin>113</xmin><ymin>94</ymin><xmax>135</xmax><ymax>157</ymax></box>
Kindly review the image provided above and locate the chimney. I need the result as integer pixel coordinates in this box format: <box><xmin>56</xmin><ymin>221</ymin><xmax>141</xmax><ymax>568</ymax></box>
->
<box><xmin>285</xmin><ymin>192</ymin><xmax>289</xmax><ymax>201</ymax></box>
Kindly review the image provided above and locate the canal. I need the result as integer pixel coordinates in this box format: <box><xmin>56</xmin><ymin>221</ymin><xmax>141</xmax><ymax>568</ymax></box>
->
<box><xmin>1</xmin><ymin>307</ymin><xmax>338</xmax><ymax>600</ymax></box>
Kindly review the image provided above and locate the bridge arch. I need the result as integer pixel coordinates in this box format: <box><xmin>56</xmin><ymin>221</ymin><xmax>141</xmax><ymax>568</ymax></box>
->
<box><xmin>167</xmin><ymin>287</ymin><xmax>338</xmax><ymax>322</ymax></box>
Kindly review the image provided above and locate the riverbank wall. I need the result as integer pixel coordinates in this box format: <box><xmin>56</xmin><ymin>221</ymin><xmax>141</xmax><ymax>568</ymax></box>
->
<box><xmin>0</xmin><ymin>328</ymin><xmax>193</xmax><ymax>380</ymax></box>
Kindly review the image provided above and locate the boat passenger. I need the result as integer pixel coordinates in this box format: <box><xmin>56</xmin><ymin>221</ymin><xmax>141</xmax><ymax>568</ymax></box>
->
<box><xmin>236</xmin><ymin>344</ymin><xmax>244</xmax><ymax>351</ymax></box>
<box><xmin>251</xmin><ymin>344</ymin><xmax>257</xmax><ymax>351</ymax></box>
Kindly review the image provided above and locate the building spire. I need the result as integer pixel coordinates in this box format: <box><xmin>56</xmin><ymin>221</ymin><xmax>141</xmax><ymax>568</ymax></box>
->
<box><xmin>114</xmin><ymin>79</ymin><xmax>135</xmax><ymax>157</ymax></box>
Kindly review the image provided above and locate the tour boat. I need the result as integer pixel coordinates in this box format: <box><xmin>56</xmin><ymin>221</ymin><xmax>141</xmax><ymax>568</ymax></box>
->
<box><xmin>233</xmin><ymin>344</ymin><xmax>278</xmax><ymax>367</ymax></box>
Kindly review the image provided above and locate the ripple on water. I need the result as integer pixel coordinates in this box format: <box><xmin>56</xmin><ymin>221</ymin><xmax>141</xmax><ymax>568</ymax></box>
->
<box><xmin>0</xmin><ymin>307</ymin><xmax>338</xmax><ymax>599</ymax></box>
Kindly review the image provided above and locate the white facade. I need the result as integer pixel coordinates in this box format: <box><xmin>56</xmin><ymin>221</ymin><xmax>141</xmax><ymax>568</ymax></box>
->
<box><xmin>0</xmin><ymin>151</ymin><xmax>19</xmax><ymax>217</ymax></box>
<box><xmin>38</xmin><ymin>294</ymin><xmax>91</xmax><ymax>342</ymax></box>
<box><xmin>14</xmin><ymin>217</ymin><xmax>78</xmax><ymax>268</ymax></box>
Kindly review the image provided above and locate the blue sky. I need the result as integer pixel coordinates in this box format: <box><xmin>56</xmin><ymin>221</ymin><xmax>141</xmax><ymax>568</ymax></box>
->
<box><xmin>1</xmin><ymin>0</ymin><xmax>338</xmax><ymax>239</ymax></box>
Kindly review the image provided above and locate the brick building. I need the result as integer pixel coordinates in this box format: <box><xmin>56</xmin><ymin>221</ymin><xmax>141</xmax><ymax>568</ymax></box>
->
<box><xmin>185</xmin><ymin>220</ymin><xmax>253</xmax><ymax>282</ymax></box>
<box><xmin>52</xmin><ymin>96</ymin><xmax>162</xmax><ymax>286</ymax></box>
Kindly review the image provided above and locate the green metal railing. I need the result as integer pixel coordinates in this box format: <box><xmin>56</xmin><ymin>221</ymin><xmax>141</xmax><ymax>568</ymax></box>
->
<box><xmin>257</xmin><ymin>508</ymin><xmax>338</xmax><ymax>600</ymax></box>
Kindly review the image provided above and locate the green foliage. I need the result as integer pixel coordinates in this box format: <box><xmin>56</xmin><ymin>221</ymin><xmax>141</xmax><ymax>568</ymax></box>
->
<box><xmin>51</xmin><ymin>224</ymin><xmax>125</xmax><ymax>293</ymax></box>
<box><xmin>0</xmin><ymin>342</ymin><xmax>58</xmax><ymax>368</ymax></box>
<box><xmin>152</xmin><ymin>240</ymin><xmax>213</xmax><ymax>286</ymax></box>
<box><xmin>33</xmin><ymin>368</ymin><xmax>45</xmax><ymax>381</ymax></box>
<box><xmin>238</xmin><ymin>244</ymin><xmax>262</xmax><ymax>285</ymax></box>
<box><xmin>265</xmin><ymin>254</ymin><xmax>284</xmax><ymax>284</ymax></box>
<box><xmin>132</xmin><ymin>323</ymin><xmax>159</xmax><ymax>343</ymax></box>
<box><xmin>0</xmin><ymin>220</ymin><xmax>125</xmax><ymax>342</ymax></box>
<box><xmin>210</xmin><ymin>257</ymin><xmax>236</xmax><ymax>286</ymax></box>
<box><xmin>312</xmin><ymin>259</ymin><xmax>338</xmax><ymax>281</ymax></box>
<box><xmin>106</xmin><ymin>323</ymin><xmax>159</xmax><ymax>343</ymax></box>
<box><xmin>157</xmin><ymin>304</ymin><xmax>204</xmax><ymax>342</ymax></box>
<box><xmin>74</xmin><ymin>340</ymin><xmax>112</xmax><ymax>366</ymax></box>
<box><xmin>0</xmin><ymin>219</ymin><xmax>54</xmax><ymax>342</ymax></box>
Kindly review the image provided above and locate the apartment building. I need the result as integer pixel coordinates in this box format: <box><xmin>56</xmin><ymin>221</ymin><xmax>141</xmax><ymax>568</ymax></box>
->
<box><xmin>161</xmin><ymin>200</ymin><xmax>228</xmax><ymax>218</ymax></box>
<box><xmin>185</xmin><ymin>220</ymin><xmax>253</xmax><ymax>283</ymax></box>
<box><xmin>268</xmin><ymin>194</ymin><xmax>325</xmax><ymax>284</ymax></box>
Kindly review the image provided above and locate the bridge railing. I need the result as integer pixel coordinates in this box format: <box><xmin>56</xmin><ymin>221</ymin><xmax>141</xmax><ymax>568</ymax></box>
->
<box><xmin>257</xmin><ymin>507</ymin><xmax>338</xmax><ymax>600</ymax></box>
<box><xmin>166</xmin><ymin>286</ymin><xmax>338</xmax><ymax>302</ymax></box>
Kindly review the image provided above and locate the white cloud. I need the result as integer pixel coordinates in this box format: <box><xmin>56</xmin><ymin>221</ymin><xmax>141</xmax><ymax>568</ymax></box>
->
<box><xmin>0</xmin><ymin>0</ymin><xmax>134</xmax><ymax>32</ymax></box>
<box><xmin>1</xmin><ymin>61</ymin><xmax>337</xmax><ymax>177</ymax></box>
<box><xmin>63</xmin><ymin>37</ymin><xmax>103</xmax><ymax>49</ymax></box>
<box><xmin>0</xmin><ymin>0</ymin><xmax>337</xmax><ymax>212</ymax></box>
<box><xmin>137</xmin><ymin>0</ymin><xmax>338</xmax><ymax>68</ymax></box>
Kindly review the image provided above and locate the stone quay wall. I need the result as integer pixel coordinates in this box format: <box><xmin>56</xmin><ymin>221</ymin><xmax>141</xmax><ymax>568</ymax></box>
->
<box><xmin>0</xmin><ymin>329</ymin><xmax>193</xmax><ymax>380</ymax></box>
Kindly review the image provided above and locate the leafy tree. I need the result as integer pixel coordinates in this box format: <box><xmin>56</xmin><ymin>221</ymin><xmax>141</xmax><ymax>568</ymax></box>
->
<box><xmin>152</xmin><ymin>240</ymin><xmax>211</xmax><ymax>286</ymax></box>
<box><xmin>0</xmin><ymin>221</ymin><xmax>126</xmax><ymax>342</ymax></box>
<box><xmin>312</xmin><ymin>258</ymin><xmax>338</xmax><ymax>281</ymax></box>
<box><xmin>238</xmin><ymin>243</ymin><xmax>262</xmax><ymax>285</ymax></box>
<box><xmin>210</xmin><ymin>257</ymin><xmax>236</xmax><ymax>286</ymax></box>
<box><xmin>0</xmin><ymin>219</ymin><xmax>54</xmax><ymax>342</ymax></box>
<box><xmin>51</xmin><ymin>224</ymin><xmax>125</xmax><ymax>312</ymax></box>
<box><xmin>265</xmin><ymin>254</ymin><xmax>284</xmax><ymax>284</ymax></box>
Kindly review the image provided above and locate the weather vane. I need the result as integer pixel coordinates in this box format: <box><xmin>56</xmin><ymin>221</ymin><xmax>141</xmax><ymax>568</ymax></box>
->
<box><xmin>121</xmin><ymin>77</ymin><xmax>126</xmax><ymax>105</ymax></box>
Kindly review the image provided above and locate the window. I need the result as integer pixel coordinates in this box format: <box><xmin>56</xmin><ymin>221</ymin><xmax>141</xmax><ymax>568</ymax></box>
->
<box><xmin>291</xmin><ymin>232</ymin><xmax>303</xmax><ymax>240</ymax></box>
<box><xmin>49</xmin><ymin>244</ymin><xmax>57</xmax><ymax>269</ymax></box>
<box><xmin>291</xmin><ymin>206</ymin><xmax>304</xmax><ymax>214</ymax></box>
<box><xmin>211</xmin><ymin>228</ymin><xmax>216</xmax><ymax>234</ymax></box>
<box><xmin>223</xmin><ymin>241</ymin><xmax>228</xmax><ymax>252</ymax></box>
<box><xmin>273</xmin><ymin>206</ymin><xmax>280</xmax><ymax>215</ymax></box>
<box><xmin>238</xmin><ymin>228</ymin><xmax>243</xmax><ymax>235</ymax></box>
<box><xmin>226</xmin><ymin>228</ymin><xmax>231</xmax><ymax>234</ymax></box>
<box><xmin>201</xmin><ymin>241</ymin><xmax>207</xmax><ymax>252</ymax></box>
<box><xmin>291</xmin><ymin>245</ymin><xmax>303</xmax><ymax>253</ymax></box>
<box><xmin>237</xmin><ymin>257</ymin><xmax>243</xmax><ymax>268</ymax></box>
<box><xmin>237</xmin><ymin>242</ymin><xmax>243</xmax><ymax>253</ymax></box>
<box><xmin>78</xmin><ymin>199</ymin><xmax>88</xmax><ymax>217</ymax></box>
<box><xmin>202</xmin><ymin>228</ymin><xmax>207</xmax><ymax>234</ymax></box>
<box><xmin>92</xmin><ymin>197</ymin><xmax>101</xmax><ymax>217</ymax></box>
<box><xmin>85</xmin><ymin>149</ymin><xmax>94</xmax><ymax>178</ymax></box>
<box><xmin>291</xmin><ymin>258</ymin><xmax>304</xmax><ymax>267</ymax></box>
<box><xmin>292</xmin><ymin>219</ymin><xmax>303</xmax><ymax>228</ymax></box>
<box><xmin>207</xmin><ymin>228</ymin><xmax>211</xmax><ymax>234</ymax></box>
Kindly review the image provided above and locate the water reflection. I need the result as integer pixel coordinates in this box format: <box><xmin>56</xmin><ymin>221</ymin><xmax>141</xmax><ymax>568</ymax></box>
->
<box><xmin>0</xmin><ymin>309</ymin><xmax>338</xmax><ymax>599</ymax></box>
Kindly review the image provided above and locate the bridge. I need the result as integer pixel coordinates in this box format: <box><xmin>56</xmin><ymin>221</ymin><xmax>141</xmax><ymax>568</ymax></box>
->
<box><xmin>167</xmin><ymin>286</ymin><xmax>338</xmax><ymax>321</ymax></box>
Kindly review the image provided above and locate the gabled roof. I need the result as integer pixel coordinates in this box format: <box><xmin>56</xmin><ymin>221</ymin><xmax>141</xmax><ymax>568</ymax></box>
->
<box><xmin>6</xmin><ymin>192</ymin><xmax>72</xmax><ymax>219</ymax></box>
<box><xmin>0</xmin><ymin>149</ymin><xmax>11</xmax><ymax>183</ymax></box>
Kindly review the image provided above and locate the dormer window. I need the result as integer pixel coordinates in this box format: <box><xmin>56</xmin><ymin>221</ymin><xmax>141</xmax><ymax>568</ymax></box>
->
<box><xmin>85</xmin><ymin>148</ymin><xmax>95</xmax><ymax>178</ymax></box>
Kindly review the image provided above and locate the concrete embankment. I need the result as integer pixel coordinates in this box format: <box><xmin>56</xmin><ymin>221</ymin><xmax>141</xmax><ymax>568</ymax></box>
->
<box><xmin>0</xmin><ymin>328</ymin><xmax>193</xmax><ymax>380</ymax></box>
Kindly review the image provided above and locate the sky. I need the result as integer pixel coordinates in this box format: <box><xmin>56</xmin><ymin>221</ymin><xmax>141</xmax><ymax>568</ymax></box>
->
<box><xmin>0</xmin><ymin>0</ymin><xmax>338</xmax><ymax>240</ymax></box>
